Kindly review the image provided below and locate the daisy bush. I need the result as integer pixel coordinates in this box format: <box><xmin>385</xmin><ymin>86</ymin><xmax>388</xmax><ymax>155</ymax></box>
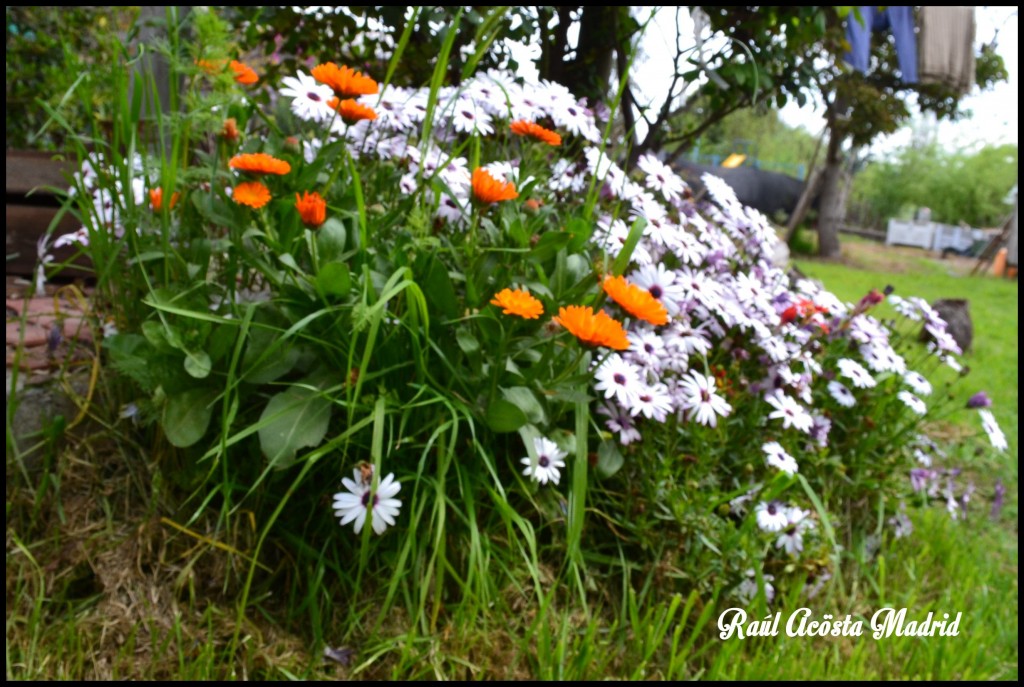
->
<box><xmin>46</xmin><ymin>8</ymin><xmax>1009</xmax><ymax>635</ymax></box>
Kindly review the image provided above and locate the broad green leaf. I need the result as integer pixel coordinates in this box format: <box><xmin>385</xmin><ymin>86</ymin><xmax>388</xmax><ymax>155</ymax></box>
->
<box><xmin>596</xmin><ymin>439</ymin><xmax>625</xmax><ymax>479</ymax></box>
<box><xmin>456</xmin><ymin>327</ymin><xmax>480</xmax><ymax>354</ymax></box>
<box><xmin>183</xmin><ymin>349</ymin><xmax>212</xmax><ymax>379</ymax></box>
<box><xmin>486</xmin><ymin>398</ymin><xmax>528</xmax><ymax>433</ymax></box>
<box><xmin>316</xmin><ymin>217</ymin><xmax>348</xmax><ymax>262</ymax></box>
<box><xmin>415</xmin><ymin>254</ymin><xmax>459</xmax><ymax>319</ymax></box>
<box><xmin>502</xmin><ymin>386</ymin><xmax>546</xmax><ymax>425</ymax></box>
<box><xmin>258</xmin><ymin>385</ymin><xmax>332</xmax><ymax>469</ymax></box>
<box><xmin>317</xmin><ymin>261</ymin><xmax>352</xmax><ymax>297</ymax></box>
<box><xmin>162</xmin><ymin>387</ymin><xmax>216</xmax><ymax>448</ymax></box>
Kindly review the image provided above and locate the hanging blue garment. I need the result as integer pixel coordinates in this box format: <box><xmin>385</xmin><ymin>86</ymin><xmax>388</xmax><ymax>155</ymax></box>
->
<box><xmin>845</xmin><ymin>6</ymin><xmax>918</xmax><ymax>84</ymax></box>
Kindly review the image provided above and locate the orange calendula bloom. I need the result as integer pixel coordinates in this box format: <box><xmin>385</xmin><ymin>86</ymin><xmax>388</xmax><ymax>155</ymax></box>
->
<box><xmin>602</xmin><ymin>275</ymin><xmax>669</xmax><ymax>326</ymax></box>
<box><xmin>229</xmin><ymin>153</ymin><xmax>292</xmax><ymax>176</ymax></box>
<box><xmin>195</xmin><ymin>58</ymin><xmax>225</xmax><ymax>75</ymax></box>
<box><xmin>230</xmin><ymin>60</ymin><xmax>259</xmax><ymax>85</ymax></box>
<box><xmin>510</xmin><ymin>120</ymin><xmax>562</xmax><ymax>146</ymax></box>
<box><xmin>311</xmin><ymin>62</ymin><xmax>379</xmax><ymax>98</ymax></box>
<box><xmin>328</xmin><ymin>97</ymin><xmax>378</xmax><ymax>124</ymax></box>
<box><xmin>221</xmin><ymin>118</ymin><xmax>240</xmax><ymax>142</ymax></box>
<box><xmin>232</xmin><ymin>181</ymin><xmax>271</xmax><ymax>209</ymax></box>
<box><xmin>295</xmin><ymin>191</ymin><xmax>327</xmax><ymax>228</ymax></box>
<box><xmin>149</xmin><ymin>187</ymin><xmax>180</xmax><ymax>212</ymax></box>
<box><xmin>472</xmin><ymin>167</ymin><xmax>519</xmax><ymax>204</ymax></box>
<box><xmin>554</xmin><ymin>305</ymin><xmax>630</xmax><ymax>351</ymax></box>
<box><xmin>490</xmin><ymin>288</ymin><xmax>544</xmax><ymax>319</ymax></box>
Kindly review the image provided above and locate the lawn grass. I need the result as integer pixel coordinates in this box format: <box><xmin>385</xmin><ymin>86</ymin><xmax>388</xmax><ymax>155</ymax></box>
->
<box><xmin>7</xmin><ymin>237</ymin><xmax>1018</xmax><ymax>679</ymax></box>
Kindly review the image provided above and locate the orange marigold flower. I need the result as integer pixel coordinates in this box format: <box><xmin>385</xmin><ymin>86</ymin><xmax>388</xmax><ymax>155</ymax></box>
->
<box><xmin>229</xmin><ymin>153</ymin><xmax>291</xmax><ymax>176</ymax></box>
<box><xmin>221</xmin><ymin>118</ymin><xmax>240</xmax><ymax>142</ymax></box>
<box><xmin>554</xmin><ymin>305</ymin><xmax>630</xmax><ymax>351</ymax></box>
<box><xmin>232</xmin><ymin>181</ymin><xmax>271</xmax><ymax>209</ymax></box>
<box><xmin>472</xmin><ymin>167</ymin><xmax>519</xmax><ymax>204</ymax></box>
<box><xmin>327</xmin><ymin>97</ymin><xmax>378</xmax><ymax>125</ymax></box>
<box><xmin>510</xmin><ymin>120</ymin><xmax>562</xmax><ymax>146</ymax></box>
<box><xmin>149</xmin><ymin>187</ymin><xmax>180</xmax><ymax>212</ymax></box>
<box><xmin>490</xmin><ymin>288</ymin><xmax>544</xmax><ymax>319</ymax></box>
<box><xmin>602</xmin><ymin>275</ymin><xmax>669</xmax><ymax>326</ymax></box>
<box><xmin>295</xmin><ymin>191</ymin><xmax>327</xmax><ymax>228</ymax></box>
<box><xmin>195</xmin><ymin>58</ymin><xmax>225</xmax><ymax>75</ymax></box>
<box><xmin>311</xmin><ymin>62</ymin><xmax>379</xmax><ymax>98</ymax></box>
<box><xmin>230</xmin><ymin>60</ymin><xmax>259</xmax><ymax>85</ymax></box>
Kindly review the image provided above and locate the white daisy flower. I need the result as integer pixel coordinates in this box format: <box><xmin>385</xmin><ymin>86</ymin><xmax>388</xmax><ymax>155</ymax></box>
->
<box><xmin>280</xmin><ymin>70</ymin><xmax>336</xmax><ymax>122</ymax></box>
<box><xmin>765</xmin><ymin>391</ymin><xmax>814</xmax><ymax>433</ymax></box>
<box><xmin>902</xmin><ymin>370</ymin><xmax>933</xmax><ymax>396</ymax></box>
<box><xmin>333</xmin><ymin>468</ymin><xmax>402</xmax><ymax>535</ymax></box>
<box><xmin>763</xmin><ymin>441</ymin><xmax>799</xmax><ymax>475</ymax></box>
<box><xmin>521</xmin><ymin>436</ymin><xmax>567</xmax><ymax>485</ymax></box>
<box><xmin>775</xmin><ymin>507</ymin><xmax>814</xmax><ymax>556</ymax></box>
<box><xmin>637</xmin><ymin>153</ymin><xmax>686</xmax><ymax>201</ymax></box>
<box><xmin>837</xmin><ymin>358</ymin><xmax>877</xmax><ymax>389</ymax></box>
<box><xmin>735</xmin><ymin>568</ymin><xmax>775</xmax><ymax>605</ymax></box>
<box><xmin>630</xmin><ymin>382</ymin><xmax>674</xmax><ymax>422</ymax></box>
<box><xmin>979</xmin><ymin>410</ymin><xmax>1008</xmax><ymax>452</ymax></box>
<box><xmin>755</xmin><ymin>501</ymin><xmax>789</xmax><ymax>532</ymax></box>
<box><xmin>678</xmin><ymin>370</ymin><xmax>732</xmax><ymax>428</ymax></box>
<box><xmin>593</xmin><ymin>353</ymin><xmax>643</xmax><ymax>408</ymax></box>
<box><xmin>898</xmin><ymin>391</ymin><xmax>927</xmax><ymax>416</ymax></box>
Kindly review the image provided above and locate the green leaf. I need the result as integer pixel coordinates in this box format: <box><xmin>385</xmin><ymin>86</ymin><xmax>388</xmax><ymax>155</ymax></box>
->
<box><xmin>162</xmin><ymin>387</ymin><xmax>216</xmax><ymax>448</ymax></box>
<box><xmin>529</xmin><ymin>231</ymin><xmax>572</xmax><ymax>262</ymax></box>
<box><xmin>414</xmin><ymin>254</ymin><xmax>459</xmax><ymax>319</ymax></box>
<box><xmin>456</xmin><ymin>327</ymin><xmax>480</xmax><ymax>354</ymax></box>
<box><xmin>316</xmin><ymin>217</ymin><xmax>348</xmax><ymax>262</ymax></box>
<box><xmin>566</xmin><ymin>217</ymin><xmax>595</xmax><ymax>252</ymax></box>
<box><xmin>611</xmin><ymin>218</ymin><xmax>647</xmax><ymax>276</ymax></box>
<box><xmin>502</xmin><ymin>386</ymin><xmax>546</xmax><ymax>425</ymax></box>
<box><xmin>486</xmin><ymin>398</ymin><xmax>528</xmax><ymax>433</ymax></box>
<box><xmin>183</xmin><ymin>349</ymin><xmax>212</xmax><ymax>379</ymax></box>
<box><xmin>596</xmin><ymin>439</ymin><xmax>625</xmax><ymax>479</ymax></box>
<box><xmin>242</xmin><ymin>328</ymin><xmax>300</xmax><ymax>384</ymax></box>
<box><xmin>258</xmin><ymin>385</ymin><xmax>332</xmax><ymax>469</ymax></box>
<box><xmin>317</xmin><ymin>261</ymin><xmax>352</xmax><ymax>297</ymax></box>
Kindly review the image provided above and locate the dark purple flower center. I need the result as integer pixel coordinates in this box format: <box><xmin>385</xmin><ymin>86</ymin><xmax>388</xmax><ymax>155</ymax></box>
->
<box><xmin>361</xmin><ymin>491</ymin><xmax>377</xmax><ymax>508</ymax></box>
<box><xmin>649</xmin><ymin>285</ymin><xmax>663</xmax><ymax>299</ymax></box>
<box><xmin>308</xmin><ymin>92</ymin><xmax>321</xmax><ymax>102</ymax></box>
<box><xmin>767</xmin><ymin>503</ymin><xmax>779</xmax><ymax>515</ymax></box>
<box><xmin>538</xmin><ymin>455</ymin><xmax>550</xmax><ymax>468</ymax></box>
<box><xmin>614</xmin><ymin>373</ymin><xmax>627</xmax><ymax>386</ymax></box>
<box><xmin>462</xmin><ymin>110</ymin><xmax>474</xmax><ymax>119</ymax></box>
<box><xmin>701</xmin><ymin>390</ymin><xmax>711</xmax><ymax>403</ymax></box>
<box><xmin>644</xmin><ymin>343</ymin><xmax>655</xmax><ymax>354</ymax></box>
<box><xmin>640</xmin><ymin>394</ymin><xmax>652</xmax><ymax>403</ymax></box>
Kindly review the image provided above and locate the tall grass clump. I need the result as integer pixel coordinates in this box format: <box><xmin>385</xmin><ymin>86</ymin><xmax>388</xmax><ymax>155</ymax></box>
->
<box><xmin>29</xmin><ymin>6</ymin><xmax>1011</xmax><ymax>672</ymax></box>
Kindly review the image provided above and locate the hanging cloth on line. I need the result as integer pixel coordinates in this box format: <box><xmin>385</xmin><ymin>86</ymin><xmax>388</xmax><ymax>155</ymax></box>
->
<box><xmin>844</xmin><ymin>6</ymin><xmax>918</xmax><ymax>84</ymax></box>
<box><xmin>918</xmin><ymin>6</ymin><xmax>976</xmax><ymax>96</ymax></box>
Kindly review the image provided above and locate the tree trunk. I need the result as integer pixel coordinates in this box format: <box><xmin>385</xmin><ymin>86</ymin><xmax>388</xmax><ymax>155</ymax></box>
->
<box><xmin>817</xmin><ymin>125</ymin><xmax>847</xmax><ymax>258</ymax></box>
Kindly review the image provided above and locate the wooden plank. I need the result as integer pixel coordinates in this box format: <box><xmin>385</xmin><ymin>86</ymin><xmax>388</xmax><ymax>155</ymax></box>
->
<box><xmin>6</xmin><ymin>204</ymin><xmax>91</xmax><ymax>278</ymax></box>
<box><xmin>6</xmin><ymin>151</ymin><xmax>76</xmax><ymax>197</ymax></box>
